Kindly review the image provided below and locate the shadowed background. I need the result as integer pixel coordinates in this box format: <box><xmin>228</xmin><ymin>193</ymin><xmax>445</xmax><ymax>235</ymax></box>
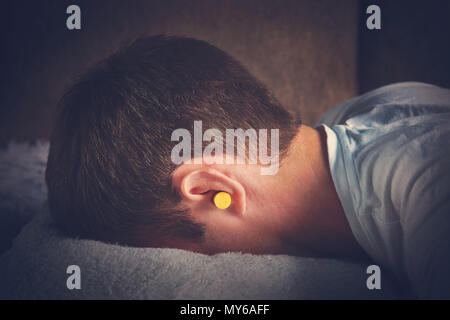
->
<box><xmin>0</xmin><ymin>0</ymin><xmax>449</xmax><ymax>144</ymax></box>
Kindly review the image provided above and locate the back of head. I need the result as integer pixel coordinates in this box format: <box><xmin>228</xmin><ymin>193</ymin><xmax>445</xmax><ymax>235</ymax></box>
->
<box><xmin>45</xmin><ymin>35</ymin><xmax>296</xmax><ymax>246</ymax></box>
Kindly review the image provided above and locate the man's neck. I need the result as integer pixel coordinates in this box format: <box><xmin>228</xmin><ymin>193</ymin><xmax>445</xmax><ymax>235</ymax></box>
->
<box><xmin>275</xmin><ymin>125</ymin><xmax>367</xmax><ymax>259</ymax></box>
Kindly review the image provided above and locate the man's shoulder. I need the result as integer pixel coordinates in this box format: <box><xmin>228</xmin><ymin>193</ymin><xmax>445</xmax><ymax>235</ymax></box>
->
<box><xmin>324</xmin><ymin>82</ymin><xmax>450</xmax><ymax>223</ymax></box>
<box><xmin>315</xmin><ymin>82</ymin><xmax>450</xmax><ymax>128</ymax></box>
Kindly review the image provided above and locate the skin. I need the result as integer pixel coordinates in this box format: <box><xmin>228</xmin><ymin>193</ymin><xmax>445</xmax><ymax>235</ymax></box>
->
<box><xmin>170</xmin><ymin>125</ymin><xmax>369</xmax><ymax>260</ymax></box>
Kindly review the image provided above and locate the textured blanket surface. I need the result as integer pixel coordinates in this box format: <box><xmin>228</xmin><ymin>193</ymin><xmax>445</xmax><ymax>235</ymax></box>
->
<box><xmin>0</xmin><ymin>142</ymin><xmax>400</xmax><ymax>299</ymax></box>
<box><xmin>0</xmin><ymin>208</ymin><xmax>401</xmax><ymax>299</ymax></box>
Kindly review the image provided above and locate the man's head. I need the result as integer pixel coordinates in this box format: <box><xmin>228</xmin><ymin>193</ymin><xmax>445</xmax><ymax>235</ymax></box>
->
<box><xmin>46</xmin><ymin>35</ymin><xmax>298</xmax><ymax>253</ymax></box>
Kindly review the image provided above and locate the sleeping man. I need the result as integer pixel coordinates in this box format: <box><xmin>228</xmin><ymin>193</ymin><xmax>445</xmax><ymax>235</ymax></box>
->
<box><xmin>46</xmin><ymin>36</ymin><xmax>450</xmax><ymax>299</ymax></box>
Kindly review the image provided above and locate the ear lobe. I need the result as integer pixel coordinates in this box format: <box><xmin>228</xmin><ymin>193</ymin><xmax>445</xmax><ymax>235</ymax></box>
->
<box><xmin>179</xmin><ymin>167</ymin><xmax>246</xmax><ymax>215</ymax></box>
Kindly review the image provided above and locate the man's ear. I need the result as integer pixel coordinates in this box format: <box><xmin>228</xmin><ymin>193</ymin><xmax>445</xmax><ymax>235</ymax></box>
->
<box><xmin>172</xmin><ymin>167</ymin><xmax>246</xmax><ymax>216</ymax></box>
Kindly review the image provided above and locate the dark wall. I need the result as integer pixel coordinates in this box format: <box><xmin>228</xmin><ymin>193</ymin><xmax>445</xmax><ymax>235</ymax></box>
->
<box><xmin>0</xmin><ymin>0</ymin><xmax>358</xmax><ymax>144</ymax></box>
<box><xmin>358</xmin><ymin>0</ymin><xmax>450</xmax><ymax>93</ymax></box>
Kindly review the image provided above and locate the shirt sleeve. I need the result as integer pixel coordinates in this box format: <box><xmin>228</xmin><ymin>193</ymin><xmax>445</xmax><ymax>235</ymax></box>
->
<box><xmin>401</xmin><ymin>132</ymin><xmax>450</xmax><ymax>299</ymax></box>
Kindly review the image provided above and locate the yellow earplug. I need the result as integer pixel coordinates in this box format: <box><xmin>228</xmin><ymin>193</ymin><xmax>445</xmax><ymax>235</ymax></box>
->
<box><xmin>213</xmin><ymin>191</ymin><xmax>232</xmax><ymax>210</ymax></box>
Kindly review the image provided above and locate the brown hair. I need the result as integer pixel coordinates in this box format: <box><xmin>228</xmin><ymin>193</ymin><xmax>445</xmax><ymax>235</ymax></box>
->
<box><xmin>45</xmin><ymin>35</ymin><xmax>297</xmax><ymax>246</ymax></box>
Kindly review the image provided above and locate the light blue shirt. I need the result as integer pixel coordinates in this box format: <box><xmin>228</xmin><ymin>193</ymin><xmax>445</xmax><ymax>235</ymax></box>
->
<box><xmin>316</xmin><ymin>82</ymin><xmax>450</xmax><ymax>299</ymax></box>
